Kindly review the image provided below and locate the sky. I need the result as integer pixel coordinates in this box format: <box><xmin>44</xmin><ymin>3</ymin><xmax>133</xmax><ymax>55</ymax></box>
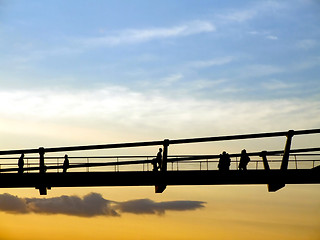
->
<box><xmin>0</xmin><ymin>0</ymin><xmax>320</xmax><ymax>239</ymax></box>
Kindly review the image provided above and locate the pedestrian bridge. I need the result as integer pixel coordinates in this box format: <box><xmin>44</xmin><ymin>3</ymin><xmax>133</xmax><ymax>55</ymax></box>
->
<box><xmin>0</xmin><ymin>129</ymin><xmax>319</xmax><ymax>195</ymax></box>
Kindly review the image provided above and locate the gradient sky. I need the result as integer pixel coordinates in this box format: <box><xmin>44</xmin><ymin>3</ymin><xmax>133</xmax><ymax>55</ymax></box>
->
<box><xmin>0</xmin><ymin>1</ymin><xmax>320</xmax><ymax>240</ymax></box>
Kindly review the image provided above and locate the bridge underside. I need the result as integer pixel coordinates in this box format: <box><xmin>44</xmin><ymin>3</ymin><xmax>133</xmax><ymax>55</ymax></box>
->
<box><xmin>0</xmin><ymin>169</ymin><xmax>319</xmax><ymax>191</ymax></box>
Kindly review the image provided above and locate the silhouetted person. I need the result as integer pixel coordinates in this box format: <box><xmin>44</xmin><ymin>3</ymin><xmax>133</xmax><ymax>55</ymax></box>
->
<box><xmin>156</xmin><ymin>148</ymin><xmax>162</xmax><ymax>170</ymax></box>
<box><xmin>239</xmin><ymin>149</ymin><xmax>250</xmax><ymax>170</ymax></box>
<box><xmin>218</xmin><ymin>151</ymin><xmax>231</xmax><ymax>171</ymax></box>
<box><xmin>18</xmin><ymin>153</ymin><xmax>24</xmax><ymax>174</ymax></box>
<box><xmin>152</xmin><ymin>157</ymin><xmax>158</xmax><ymax>172</ymax></box>
<box><xmin>63</xmin><ymin>154</ymin><xmax>69</xmax><ymax>173</ymax></box>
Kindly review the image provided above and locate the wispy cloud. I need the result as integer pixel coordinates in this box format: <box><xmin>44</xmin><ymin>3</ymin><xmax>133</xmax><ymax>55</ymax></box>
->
<box><xmin>187</xmin><ymin>56</ymin><xmax>234</xmax><ymax>69</ymax></box>
<box><xmin>296</xmin><ymin>39</ymin><xmax>318</xmax><ymax>50</ymax></box>
<box><xmin>79</xmin><ymin>21</ymin><xmax>215</xmax><ymax>47</ymax></box>
<box><xmin>0</xmin><ymin>193</ymin><xmax>206</xmax><ymax>217</ymax></box>
<box><xmin>218</xmin><ymin>9</ymin><xmax>257</xmax><ymax>23</ymax></box>
<box><xmin>238</xmin><ymin>64</ymin><xmax>284</xmax><ymax>79</ymax></box>
<box><xmin>161</xmin><ymin>73</ymin><xmax>183</xmax><ymax>86</ymax></box>
<box><xmin>266</xmin><ymin>35</ymin><xmax>278</xmax><ymax>40</ymax></box>
<box><xmin>216</xmin><ymin>1</ymin><xmax>285</xmax><ymax>24</ymax></box>
<box><xmin>248</xmin><ymin>31</ymin><xmax>278</xmax><ymax>40</ymax></box>
<box><xmin>0</xmin><ymin>86</ymin><xmax>319</xmax><ymax>141</ymax></box>
<box><xmin>189</xmin><ymin>79</ymin><xmax>227</xmax><ymax>90</ymax></box>
<box><xmin>261</xmin><ymin>79</ymin><xmax>296</xmax><ymax>90</ymax></box>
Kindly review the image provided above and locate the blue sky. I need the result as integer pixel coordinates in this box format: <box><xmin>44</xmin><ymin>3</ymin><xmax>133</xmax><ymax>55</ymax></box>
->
<box><xmin>0</xmin><ymin>0</ymin><xmax>320</xmax><ymax>148</ymax></box>
<box><xmin>1</xmin><ymin>0</ymin><xmax>319</xmax><ymax>97</ymax></box>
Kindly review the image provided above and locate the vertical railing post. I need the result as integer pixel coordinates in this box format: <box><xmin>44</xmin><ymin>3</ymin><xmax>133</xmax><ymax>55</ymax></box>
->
<box><xmin>37</xmin><ymin>147</ymin><xmax>48</xmax><ymax>195</ymax></box>
<box><xmin>161</xmin><ymin>139</ymin><xmax>169</xmax><ymax>172</ymax></box>
<box><xmin>281</xmin><ymin>130</ymin><xmax>294</xmax><ymax>170</ymax></box>
<box><xmin>235</xmin><ymin>157</ymin><xmax>238</xmax><ymax>170</ymax></box>
<box><xmin>155</xmin><ymin>139</ymin><xmax>170</xmax><ymax>194</ymax></box>
<box><xmin>260</xmin><ymin>151</ymin><xmax>270</xmax><ymax>170</ymax></box>
<box><xmin>268</xmin><ymin>129</ymin><xmax>294</xmax><ymax>192</ymax></box>
<box><xmin>39</xmin><ymin>147</ymin><xmax>46</xmax><ymax>174</ymax></box>
<box><xmin>87</xmin><ymin>158</ymin><xmax>89</xmax><ymax>172</ymax></box>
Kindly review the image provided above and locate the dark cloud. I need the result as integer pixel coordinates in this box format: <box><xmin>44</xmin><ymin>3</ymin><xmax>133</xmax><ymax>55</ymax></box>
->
<box><xmin>0</xmin><ymin>193</ymin><xmax>206</xmax><ymax>217</ymax></box>
<box><xmin>116</xmin><ymin>199</ymin><xmax>206</xmax><ymax>215</ymax></box>
<box><xmin>25</xmin><ymin>193</ymin><xmax>119</xmax><ymax>217</ymax></box>
<box><xmin>0</xmin><ymin>193</ymin><xmax>29</xmax><ymax>214</ymax></box>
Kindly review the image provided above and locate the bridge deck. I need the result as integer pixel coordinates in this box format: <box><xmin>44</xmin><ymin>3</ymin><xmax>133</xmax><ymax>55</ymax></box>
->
<box><xmin>1</xmin><ymin>169</ymin><xmax>319</xmax><ymax>189</ymax></box>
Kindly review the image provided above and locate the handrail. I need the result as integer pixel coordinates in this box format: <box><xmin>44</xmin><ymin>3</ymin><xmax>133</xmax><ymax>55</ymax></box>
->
<box><xmin>168</xmin><ymin>147</ymin><xmax>320</xmax><ymax>162</ymax></box>
<box><xmin>0</xmin><ymin>147</ymin><xmax>319</xmax><ymax>173</ymax></box>
<box><xmin>0</xmin><ymin>128</ymin><xmax>319</xmax><ymax>156</ymax></box>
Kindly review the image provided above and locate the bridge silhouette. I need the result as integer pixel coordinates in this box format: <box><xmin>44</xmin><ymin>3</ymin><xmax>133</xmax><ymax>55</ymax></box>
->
<box><xmin>0</xmin><ymin>129</ymin><xmax>319</xmax><ymax>195</ymax></box>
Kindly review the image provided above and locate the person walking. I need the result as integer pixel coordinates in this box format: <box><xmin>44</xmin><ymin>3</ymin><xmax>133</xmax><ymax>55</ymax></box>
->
<box><xmin>63</xmin><ymin>154</ymin><xmax>69</xmax><ymax>173</ymax></box>
<box><xmin>18</xmin><ymin>153</ymin><xmax>24</xmax><ymax>174</ymax></box>
<box><xmin>239</xmin><ymin>149</ymin><xmax>250</xmax><ymax>170</ymax></box>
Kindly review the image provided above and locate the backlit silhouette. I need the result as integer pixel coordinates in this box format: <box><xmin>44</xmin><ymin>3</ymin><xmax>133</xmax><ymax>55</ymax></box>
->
<box><xmin>63</xmin><ymin>154</ymin><xmax>69</xmax><ymax>173</ymax></box>
<box><xmin>18</xmin><ymin>153</ymin><xmax>24</xmax><ymax>174</ymax></box>
<box><xmin>218</xmin><ymin>151</ymin><xmax>231</xmax><ymax>171</ymax></box>
<box><xmin>0</xmin><ymin>128</ymin><xmax>319</xmax><ymax>195</ymax></box>
<box><xmin>239</xmin><ymin>149</ymin><xmax>250</xmax><ymax>170</ymax></box>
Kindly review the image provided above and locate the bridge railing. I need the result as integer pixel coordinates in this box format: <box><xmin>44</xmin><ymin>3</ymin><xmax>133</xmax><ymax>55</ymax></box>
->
<box><xmin>0</xmin><ymin>153</ymin><xmax>319</xmax><ymax>173</ymax></box>
<box><xmin>0</xmin><ymin>128</ymin><xmax>319</xmax><ymax>173</ymax></box>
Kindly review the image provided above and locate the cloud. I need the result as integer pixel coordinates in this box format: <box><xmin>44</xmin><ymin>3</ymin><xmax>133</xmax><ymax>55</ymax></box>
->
<box><xmin>296</xmin><ymin>39</ymin><xmax>318</xmax><ymax>50</ymax></box>
<box><xmin>0</xmin><ymin>193</ymin><xmax>29</xmax><ymax>214</ymax></box>
<box><xmin>115</xmin><ymin>199</ymin><xmax>205</xmax><ymax>215</ymax></box>
<box><xmin>218</xmin><ymin>9</ymin><xmax>257</xmax><ymax>23</ymax></box>
<box><xmin>216</xmin><ymin>1</ymin><xmax>285</xmax><ymax>24</ymax></box>
<box><xmin>248</xmin><ymin>31</ymin><xmax>278</xmax><ymax>40</ymax></box>
<box><xmin>261</xmin><ymin>79</ymin><xmax>296</xmax><ymax>90</ymax></box>
<box><xmin>187</xmin><ymin>56</ymin><xmax>234</xmax><ymax>69</ymax></box>
<box><xmin>238</xmin><ymin>64</ymin><xmax>284</xmax><ymax>78</ymax></box>
<box><xmin>161</xmin><ymin>73</ymin><xmax>183</xmax><ymax>86</ymax></box>
<box><xmin>80</xmin><ymin>21</ymin><xmax>215</xmax><ymax>47</ymax></box>
<box><xmin>26</xmin><ymin>193</ymin><xmax>118</xmax><ymax>217</ymax></box>
<box><xmin>0</xmin><ymin>193</ymin><xmax>206</xmax><ymax>217</ymax></box>
<box><xmin>266</xmin><ymin>35</ymin><xmax>278</xmax><ymax>40</ymax></box>
<box><xmin>0</xmin><ymin>86</ymin><xmax>319</xmax><ymax>140</ymax></box>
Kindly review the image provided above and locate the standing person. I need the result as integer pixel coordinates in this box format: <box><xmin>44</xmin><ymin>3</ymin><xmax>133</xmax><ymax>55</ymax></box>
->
<box><xmin>18</xmin><ymin>153</ymin><xmax>24</xmax><ymax>174</ymax></box>
<box><xmin>239</xmin><ymin>149</ymin><xmax>250</xmax><ymax>170</ymax></box>
<box><xmin>152</xmin><ymin>157</ymin><xmax>158</xmax><ymax>171</ymax></box>
<box><xmin>225</xmin><ymin>151</ymin><xmax>231</xmax><ymax>170</ymax></box>
<box><xmin>63</xmin><ymin>154</ymin><xmax>69</xmax><ymax>173</ymax></box>
<box><xmin>156</xmin><ymin>148</ymin><xmax>162</xmax><ymax>170</ymax></box>
<box><xmin>218</xmin><ymin>151</ymin><xmax>231</xmax><ymax>171</ymax></box>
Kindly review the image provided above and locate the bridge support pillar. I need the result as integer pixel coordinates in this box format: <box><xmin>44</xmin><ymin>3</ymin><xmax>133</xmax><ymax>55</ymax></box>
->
<box><xmin>155</xmin><ymin>139</ymin><xmax>169</xmax><ymax>193</ymax></box>
<box><xmin>36</xmin><ymin>186</ymin><xmax>51</xmax><ymax>195</ymax></box>
<box><xmin>281</xmin><ymin>130</ymin><xmax>294</xmax><ymax>170</ymax></box>
<box><xmin>268</xmin><ymin>130</ymin><xmax>294</xmax><ymax>192</ymax></box>
<box><xmin>37</xmin><ymin>147</ymin><xmax>49</xmax><ymax>195</ymax></box>
<box><xmin>260</xmin><ymin>151</ymin><xmax>283</xmax><ymax>192</ymax></box>
<box><xmin>39</xmin><ymin>147</ymin><xmax>46</xmax><ymax>174</ymax></box>
<box><xmin>161</xmin><ymin>139</ymin><xmax>169</xmax><ymax>172</ymax></box>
